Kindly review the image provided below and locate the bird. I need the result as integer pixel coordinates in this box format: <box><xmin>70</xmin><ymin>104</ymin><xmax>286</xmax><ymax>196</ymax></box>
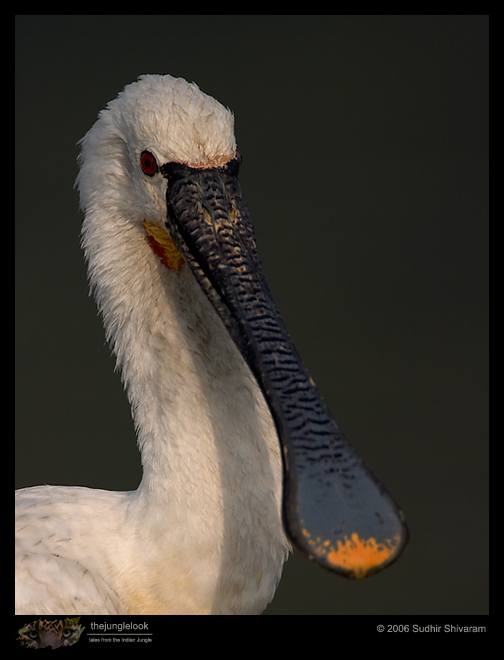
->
<box><xmin>15</xmin><ymin>74</ymin><xmax>407</xmax><ymax>615</ymax></box>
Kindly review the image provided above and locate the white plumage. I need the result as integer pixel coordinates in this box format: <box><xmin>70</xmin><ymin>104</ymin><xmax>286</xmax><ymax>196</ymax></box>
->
<box><xmin>16</xmin><ymin>75</ymin><xmax>289</xmax><ymax>615</ymax></box>
<box><xmin>16</xmin><ymin>74</ymin><xmax>408</xmax><ymax>616</ymax></box>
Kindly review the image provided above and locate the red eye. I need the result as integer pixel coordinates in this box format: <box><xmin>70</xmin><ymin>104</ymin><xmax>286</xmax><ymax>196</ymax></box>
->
<box><xmin>140</xmin><ymin>151</ymin><xmax>158</xmax><ymax>176</ymax></box>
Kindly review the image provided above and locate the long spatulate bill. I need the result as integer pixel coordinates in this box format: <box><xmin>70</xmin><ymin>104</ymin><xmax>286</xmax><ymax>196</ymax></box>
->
<box><xmin>163</xmin><ymin>159</ymin><xmax>408</xmax><ymax>577</ymax></box>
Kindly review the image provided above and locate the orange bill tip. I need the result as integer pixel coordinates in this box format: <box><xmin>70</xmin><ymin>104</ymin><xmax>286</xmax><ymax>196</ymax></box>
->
<box><xmin>301</xmin><ymin>528</ymin><xmax>402</xmax><ymax>579</ymax></box>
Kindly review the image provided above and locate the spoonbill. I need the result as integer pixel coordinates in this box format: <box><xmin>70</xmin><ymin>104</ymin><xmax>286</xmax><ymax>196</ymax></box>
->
<box><xmin>15</xmin><ymin>74</ymin><xmax>407</xmax><ymax>615</ymax></box>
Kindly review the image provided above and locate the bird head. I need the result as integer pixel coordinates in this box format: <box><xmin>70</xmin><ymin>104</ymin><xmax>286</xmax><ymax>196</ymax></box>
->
<box><xmin>77</xmin><ymin>74</ymin><xmax>237</xmax><ymax>235</ymax></box>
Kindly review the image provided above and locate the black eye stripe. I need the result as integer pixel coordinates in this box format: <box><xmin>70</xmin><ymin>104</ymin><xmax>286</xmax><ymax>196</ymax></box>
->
<box><xmin>160</xmin><ymin>153</ymin><xmax>242</xmax><ymax>179</ymax></box>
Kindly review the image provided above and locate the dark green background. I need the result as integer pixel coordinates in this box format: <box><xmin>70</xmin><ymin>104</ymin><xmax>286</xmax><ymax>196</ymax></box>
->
<box><xmin>15</xmin><ymin>16</ymin><xmax>488</xmax><ymax>615</ymax></box>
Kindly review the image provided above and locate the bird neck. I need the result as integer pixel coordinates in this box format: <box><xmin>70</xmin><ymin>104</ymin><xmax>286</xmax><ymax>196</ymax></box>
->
<box><xmin>81</xmin><ymin>206</ymin><xmax>284</xmax><ymax>528</ymax></box>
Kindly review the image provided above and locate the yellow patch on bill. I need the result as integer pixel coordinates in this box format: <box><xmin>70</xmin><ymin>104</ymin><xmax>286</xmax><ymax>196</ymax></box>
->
<box><xmin>143</xmin><ymin>220</ymin><xmax>184</xmax><ymax>272</ymax></box>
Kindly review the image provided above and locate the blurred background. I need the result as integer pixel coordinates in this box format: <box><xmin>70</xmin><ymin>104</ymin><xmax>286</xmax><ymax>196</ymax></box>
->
<box><xmin>15</xmin><ymin>15</ymin><xmax>488</xmax><ymax>615</ymax></box>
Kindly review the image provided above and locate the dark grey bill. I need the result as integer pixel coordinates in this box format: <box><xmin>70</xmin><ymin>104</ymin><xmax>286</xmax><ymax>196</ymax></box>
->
<box><xmin>162</xmin><ymin>158</ymin><xmax>408</xmax><ymax>577</ymax></box>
